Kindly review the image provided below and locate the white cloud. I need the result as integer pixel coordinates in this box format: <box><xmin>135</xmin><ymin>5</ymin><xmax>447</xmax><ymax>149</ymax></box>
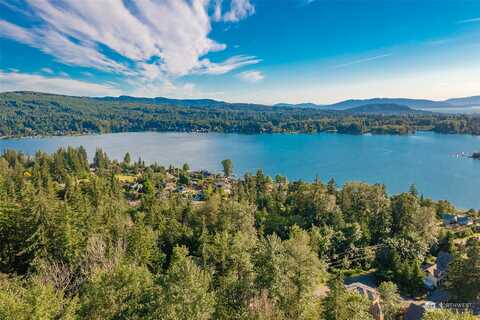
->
<box><xmin>41</xmin><ymin>67</ymin><xmax>54</xmax><ymax>74</ymax></box>
<box><xmin>0</xmin><ymin>70</ymin><xmax>122</xmax><ymax>96</ymax></box>
<box><xmin>0</xmin><ymin>19</ymin><xmax>130</xmax><ymax>74</ymax></box>
<box><xmin>0</xmin><ymin>0</ymin><xmax>259</xmax><ymax>81</ymax></box>
<box><xmin>237</xmin><ymin>70</ymin><xmax>264</xmax><ymax>83</ymax></box>
<box><xmin>214</xmin><ymin>0</ymin><xmax>255</xmax><ymax>22</ymax></box>
<box><xmin>197</xmin><ymin>55</ymin><xmax>261</xmax><ymax>75</ymax></box>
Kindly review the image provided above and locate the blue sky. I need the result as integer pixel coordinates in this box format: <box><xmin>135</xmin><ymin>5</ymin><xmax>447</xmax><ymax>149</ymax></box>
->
<box><xmin>1</xmin><ymin>0</ymin><xmax>480</xmax><ymax>104</ymax></box>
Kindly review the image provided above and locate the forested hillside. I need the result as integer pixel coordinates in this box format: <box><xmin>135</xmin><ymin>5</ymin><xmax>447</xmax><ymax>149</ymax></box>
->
<box><xmin>0</xmin><ymin>147</ymin><xmax>478</xmax><ymax>319</ymax></box>
<box><xmin>2</xmin><ymin>91</ymin><xmax>480</xmax><ymax>137</ymax></box>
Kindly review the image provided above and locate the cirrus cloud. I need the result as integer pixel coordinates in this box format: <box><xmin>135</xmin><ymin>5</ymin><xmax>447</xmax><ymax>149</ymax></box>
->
<box><xmin>0</xmin><ymin>0</ymin><xmax>259</xmax><ymax>83</ymax></box>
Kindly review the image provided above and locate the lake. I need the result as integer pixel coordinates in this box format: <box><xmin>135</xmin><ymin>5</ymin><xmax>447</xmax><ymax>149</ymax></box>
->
<box><xmin>1</xmin><ymin>131</ymin><xmax>480</xmax><ymax>209</ymax></box>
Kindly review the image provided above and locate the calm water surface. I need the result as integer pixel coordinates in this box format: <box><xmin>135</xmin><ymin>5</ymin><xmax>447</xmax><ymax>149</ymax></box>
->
<box><xmin>1</xmin><ymin>131</ymin><xmax>480</xmax><ymax>209</ymax></box>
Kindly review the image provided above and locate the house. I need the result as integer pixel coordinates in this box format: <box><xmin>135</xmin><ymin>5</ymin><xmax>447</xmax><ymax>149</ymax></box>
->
<box><xmin>422</xmin><ymin>251</ymin><xmax>453</xmax><ymax>290</ymax></box>
<box><xmin>458</xmin><ymin>216</ymin><xmax>473</xmax><ymax>226</ymax></box>
<box><xmin>315</xmin><ymin>282</ymin><xmax>384</xmax><ymax>320</ymax></box>
<box><xmin>345</xmin><ymin>282</ymin><xmax>380</xmax><ymax>301</ymax></box>
<box><xmin>345</xmin><ymin>283</ymin><xmax>383</xmax><ymax>320</ymax></box>
<box><xmin>215</xmin><ymin>179</ymin><xmax>232</xmax><ymax>194</ymax></box>
<box><xmin>441</xmin><ymin>213</ymin><xmax>458</xmax><ymax>226</ymax></box>
<box><xmin>423</xmin><ymin>263</ymin><xmax>438</xmax><ymax>290</ymax></box>
<box><xmin>193</xmin><ymin>191</ymin><xmax>206</xmax><ymax>201</ymax></box>
<box><xmin>165</xmin><ymin>172</ymin><xmax>176</xmax><ymax>181</ymax></box>
<box><xmin>176</xmin><ymin>185</ymin><xmax>187</xmax><ymax>193</ymax></box>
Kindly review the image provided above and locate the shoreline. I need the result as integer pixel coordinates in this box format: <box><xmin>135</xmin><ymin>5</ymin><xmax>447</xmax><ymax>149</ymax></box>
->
<box><xmin>2</xmin><ymin>128</ymin><xmax>480</xmax><ymax>141</ymax></box>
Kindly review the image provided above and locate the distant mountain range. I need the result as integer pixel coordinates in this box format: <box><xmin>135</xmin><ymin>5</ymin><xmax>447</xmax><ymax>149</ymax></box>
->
<box><xmin>99</xmin><ymin>94</ymin><xmax>480</xmax><ymax>111</ymax></box>
<box><xmin>97</xmin><ymin>95</ymin><xmax>271</xmax><ymax>111</ymax></box>
<box><xmin>342</xmin><ymin>103</ymin><xmax>424</xmax><ymax>115</ymax></box>
<box><xmin>444</xmin><ymin>96</ymin><xmax>480</xmax><ymax>107</ymax></box>
<box><xmin>275</xmin><ymin>96</ymin><xmax>480</xmax><ymax>110</ymax></box>
<box><xmin>5</xmin><ymin>91</ymin><xmax>480</xmax><ymax>113</ymax></box>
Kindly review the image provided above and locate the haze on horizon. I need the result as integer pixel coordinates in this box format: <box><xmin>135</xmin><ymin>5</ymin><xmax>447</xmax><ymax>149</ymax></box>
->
<box><xmin>1</xmin><ymin>0</ymin><xmax>480</xmax><ymax>105</ymax></box>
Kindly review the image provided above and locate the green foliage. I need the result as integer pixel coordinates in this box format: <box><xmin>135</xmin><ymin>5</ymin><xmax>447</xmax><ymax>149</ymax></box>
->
<box><xmin>378</xmin><ymin>281</ymin><xmax>402</xmax><ymax>320</ymax></box>
<box><xmin>126</xmin><ymin>216</ymin><xmax>159</xmax><ymax>266</ymax></box>
<box><xmin>3</xmin><ymin>91</ymin><xmax>480</xmax><ymax>138</ymax></box>
<box><xmin>322</xmin><ymin>276</ymin><xmax>373</xmax><ymax>320</ymax></box>
<box><xmin>422</xmin><ymin>309</ymin><xmax>477</xmax><ymax>320</ymax></box>
<box><xmin>79</xmin><ymin>263</ymin><xmax>154</xmax><ymax>319</ymax></box>
<box><xmin>221</xmin><ymin>159</ymin><xmax>233</xmax><ymax>177</ymax></box>
<box><xmin>445</xmin><ymin>240</ymin><xmax>480</xmax><ymax>302</ymax></box>
<box><xmin>155</xmin><ymin>246</ymin><xmax>215</xmax><ymax>320</ymax></box>
<box><xmin>0</xmin><ymin>146</ymin><xmax>455</xmax><ymax>318</ymax></box>
<box><xmin>0</xmin><ymin>275</ymin><xmax>78</xmax><ymax>320</ymax></box>
<box><xmin>255</xmin><ymin>227</ymin><xmax>326</xmax><ymax>319</ymax></box>
<box><xmin>123</xmin><ymin>152</ymin><xmax>131</xmax><ymax>165</ymax></box>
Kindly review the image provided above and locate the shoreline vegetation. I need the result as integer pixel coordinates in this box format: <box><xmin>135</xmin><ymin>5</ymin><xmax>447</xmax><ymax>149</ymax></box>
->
<box><xmin>2</xmin><ymin>91</ymin><xmax>480</xmax><ymax>139</ymax></box>
<box><xmin>0</xmin><ymin>146</ymin><xmax>479</xmax><ymax>319</ymax></box>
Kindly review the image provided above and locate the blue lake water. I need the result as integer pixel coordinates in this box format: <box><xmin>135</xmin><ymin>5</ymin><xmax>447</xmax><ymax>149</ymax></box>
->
<box><xmin>1</xmin><ymin>131</ymin><xmax>480</xmax><ymax>209</ymax></box>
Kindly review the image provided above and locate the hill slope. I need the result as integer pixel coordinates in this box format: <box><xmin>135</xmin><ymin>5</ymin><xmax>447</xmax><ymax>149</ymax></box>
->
<box><xmin>2</xmin><ymin>91</ymin><xmax>480</xmax><ymax>137</ymax></box>
<box><xmin>344</xmin><ymin>103</ymin><xmax>423</xmax><ymax>114</ymax></box>
<box><xmin>444</xmin><ymin>96</ymin><xmax>480</xmax><ymax>107</ymax></box>
<box><xmin>325</xmin><ymin>98</ymin><xmax>450</xmax><ymax>110</ymax></box>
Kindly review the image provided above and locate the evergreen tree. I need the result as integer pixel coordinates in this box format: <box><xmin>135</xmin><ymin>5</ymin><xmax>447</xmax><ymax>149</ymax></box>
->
<box><xmin>156</xmin><ymin>246</ymin><xmax>215</xmax><ymax>320</ymax></box>
<box><xmin>445</xmin><ymin>240</ymin><xmax>480</xmax><ymax>302</ymax></box>
<box><xmin>378</xmin><ymin>281</ymin><xmax>402</xmax><ymax>320</ymax></box>
<box><xmin>221</xmin><ymin>159</ymin><xmax>233</xmax><ymax>177</ymax></box>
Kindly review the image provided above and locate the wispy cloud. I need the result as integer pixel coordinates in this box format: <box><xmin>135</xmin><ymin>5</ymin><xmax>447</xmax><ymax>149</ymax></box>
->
<box><xmin>298</xmin><ymin>0</ymin><xmax>318</xmax><ymax>7</ymax></box>
<box><xmin>0</xmin><ymin>0</ymin><xmax>259</xmax><ymax>83</ymax></box>
<box><xmin>40</xmin><ymin>67</ymin><xmax>54</xmax><ymax>74</ymax></box>
<box><xmin>213</xmin><ymin>0</ymin><xmax>255</xmax><ymax>22</ymax></box>
<box><xmin>425</xmin><ymin>38</ymin><xmax>452</xmax><ymax>46</ymax></box>
<box><xmin>331</xmin><ymin>53</ymin><xmax>392</xmax><ymax>69</ymax></box>
<box><xmin>237</xmin><ymin>70</ymin><xmax>264</xmax><ymax>83</ymax></box>
<box><xmin>0</xmin><ymin>70</ymin><xmax>121</xmax><ymax>96</ymax></box>
<box><xmin>457</xmin><ymin>17</ymin><xmax>480</xmax><ymax>24</ymax></box>
<box><xmin>197</xmin><ymin>55</ymin><xmax>261</xmax><ymax>75</ymax></box>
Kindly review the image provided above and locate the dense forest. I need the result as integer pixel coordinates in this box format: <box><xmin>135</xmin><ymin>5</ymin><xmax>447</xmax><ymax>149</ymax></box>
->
<box><xmin>1</xmin><ymin>91</ymin><xmax>480</xmax><ymax>138</ymax></box>
<box><xmin>0</xmin><ymin>147</ymin><xmax>478</xmax><ymax>319</ymax></box>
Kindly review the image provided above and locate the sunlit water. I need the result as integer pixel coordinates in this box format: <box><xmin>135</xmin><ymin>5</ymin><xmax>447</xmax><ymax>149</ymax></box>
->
<box><xmin>1</xmin><ymin>131</ymin><xmax>480</xmax><ymax>209</ymax></box>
